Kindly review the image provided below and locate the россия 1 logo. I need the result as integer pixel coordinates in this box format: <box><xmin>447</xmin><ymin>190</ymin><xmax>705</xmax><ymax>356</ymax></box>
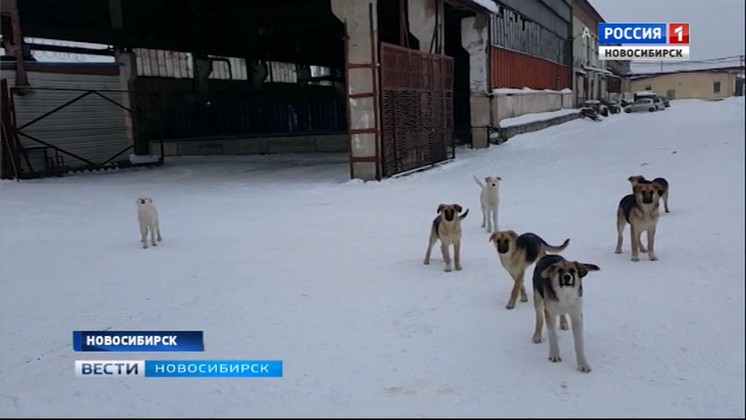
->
<box><xmin>598</xmin><ymin>22</ymin><xmax>690</xmax><ymax>61</ymax></box>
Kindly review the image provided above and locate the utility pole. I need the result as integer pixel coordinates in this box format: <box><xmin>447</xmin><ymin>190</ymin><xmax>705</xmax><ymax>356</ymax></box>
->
<box><xmin>660</xmin><ymin>59</ymin><xmax>663</xmax><ymax>72</ymax></box>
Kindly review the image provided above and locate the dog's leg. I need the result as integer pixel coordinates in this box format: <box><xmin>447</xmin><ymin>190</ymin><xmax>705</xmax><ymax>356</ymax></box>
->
<box><xmin>481</xmin><ymin>205</ymin><xmax>487</xmax><ymax>229</ymax></box>
<box><xmin>440</xmin><ymin>243</ymin><xmax>452</xmax><ymax>272</ymax></box>
<box><xmin>492</xmin><ymin>207</ymin><xmax>499</xmax><ymax>232</ymax></box>
<box><xmin>646</xmin><ymin>226</ymin><xmax>658</xmax><ymax>261</ymax></box>
<box><xmin>532</xmin><ymin>296</ymin><xmax>544</xmax><ymax>343</ymax></box>
<box><xmin>453</xmin><ymin>240</ymin><xmax>462</xmax><ymax>271</ymax></box>
<box><xmin>505</xmin><ymin>270</ymin><xmax>524</xmax><ymax>309</ymax></box>
<box><xmin>140</xmin><ymin>225</ymin><xmax>148</xmax><ymax>249</ymax></box>
<box><xmin>156</xmin><ymin>220</ymin><xmax>162</xmax><ymax>242</ymax></box>
<box><xmin>630</xmin><ymin>225</ymin><xmax>640</xmax><ymax>261</ymax></box>
<box><xmin>559</xmin><ymin>314</ymin><xmax>569</xmax><ymax>330</ymax></box>
<box><xmin>424</xmin><ymin>236</ymin><xmax>437</xmax><ymax>265</ymax></box>
<box><xmin>637</xmin><ymin>230</ymin><xmax>648</xmax><ymax>253</ymax></box>
<box><xmin>519</xmin><ymin>282</ymin><xmax>529</xmax><ymax>303</ymax></box>
<box><xmin>614</xmin><ymin>216</ymin><xmax>625</xmax><ymax>254</ymax></box>
<box><xmin>150</xmin><ymin>223</ymin><xmax>157</xmax><ymax>246</ymax></box>
<box><xmin>546</xmin><ymin>309</ymin><xmax>561</xmax><ymax>363</ymax></box>
<box><xmin>663</xmin><ymin>191</ymin><xmax>670</xmax><ymax>213</ymax></box>
<box><xmin>570</xmin><ymin>310</ymin><xmax>591</xmax><ymax>372</ymax></box>
<box><xmin>453</xmin><ymin>240</ymin><xmax>463</xmax><ymax>271</ymax></box>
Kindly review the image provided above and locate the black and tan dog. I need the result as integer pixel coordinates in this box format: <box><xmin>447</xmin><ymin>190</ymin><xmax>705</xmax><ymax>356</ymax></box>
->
<box><xmin>531</xmin><ymin>254</ymin><xmax>600</xmax><ymax>373</ymax></box>
<box><xmin>629</xmin><ymin>175</ymin><xmax>670</xmax><ymax>213</ymax></box>
<box><xmin>489</xmin><ymin>230</ymin><xmax>570</xmax><ymax>309</ymax></box>
<box><xmin>615</xmin><ymin>180</ymin><xmax>665</xmax><ymax>261</ymax></box>
<box><xmin>424</xmin><ymin>203</ymin><xmax>470</xmax><ymax>272</ymax></box>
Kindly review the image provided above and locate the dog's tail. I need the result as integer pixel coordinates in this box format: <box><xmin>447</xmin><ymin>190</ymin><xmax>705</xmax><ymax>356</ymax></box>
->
<box><xmin>473</xmin><ymin>175</ymin><xmax>485</xmax><ymax>189</ymax></box>
<box><xmin>541</xmin><ymin>237</ymin><xmax>570</xmax><ymax>253</ymax></box>
<box><xmin>459</xmin><ymin>208</ymin><xmax>470</xmax><ymax>220</ymax></box>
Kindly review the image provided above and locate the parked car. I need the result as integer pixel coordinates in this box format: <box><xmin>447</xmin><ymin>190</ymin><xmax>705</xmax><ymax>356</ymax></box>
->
<box><xmin>653</xmin><ymin>96</ymin><xmax>666</xmax><ymax>110</ymax></box>
<box><xmin>624</xmin><ymin>98</ymin><xmax>658</xmax><ymax>113</ymax></box>
<box><xmin>658</xmin><ymin>96</ymin><xmax>671</xmax><ymax>107</ymax></box>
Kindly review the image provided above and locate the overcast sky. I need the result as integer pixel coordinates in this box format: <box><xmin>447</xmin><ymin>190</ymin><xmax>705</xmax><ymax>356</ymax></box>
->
<box><xmin>591</xmin><ymin>0</ymin><xmax>745</xmax><ymax>66</ymax></box>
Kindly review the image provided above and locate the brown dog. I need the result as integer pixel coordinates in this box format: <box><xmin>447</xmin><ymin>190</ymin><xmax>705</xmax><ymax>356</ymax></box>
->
<box><xmin>531</xmin><ymin>254</ymin><xmax>601</xmax><ymax>373</ymax></box>
<box><xmin>489</xmin><ymin>230</ymin><xmax>570</xmax><ymax>310</ymax></box>
<box><xmin>615</xmin><ymin>181</ymin><xmax>664</xmax><ymax>261</ymax></box>
<box><xmin>424</xmin><ymin>203</ymin><xmax>469</xmax><ymax>272</ymax></box>
<box><xmin>628</xmin><ymin>175</ymin><xmax>670</xmax><ymax>213</ymax></box>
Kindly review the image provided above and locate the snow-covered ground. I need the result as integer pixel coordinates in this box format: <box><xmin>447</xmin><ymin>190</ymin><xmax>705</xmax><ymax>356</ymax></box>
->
<box><xmin>1</xmin><ymin>97</ymin><xmax>744</xmax><ymax>418</ymax></box>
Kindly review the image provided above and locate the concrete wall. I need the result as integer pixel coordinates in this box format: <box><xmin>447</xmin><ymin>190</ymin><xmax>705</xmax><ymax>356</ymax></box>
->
<box><xmin>150</xmin><ymin>134</ymin><xmax>348</xmax><ymax>157</ymax></box>
<box><xmin>492</xmin><ymin>90</ymin><xmax>573</xmax><ymax>125</ymax></box>
<box><xmin>631</xmin><ymin>72</ymin><xmax>738</xmax><ymax>100</ymax></box>
<box><xmin>331</xmin><ymin>0</ymin><xmax>378</xmax><ymax>181</ymax></box>
<box><xmin>408</xmin><ymin>0</ymin><xmax>442</xmax><ymax>53</ymax></box>
<box><xmin>461</xmin><ymin>14</ymin><xmax>491</xmax><ymax>148</ymax></box>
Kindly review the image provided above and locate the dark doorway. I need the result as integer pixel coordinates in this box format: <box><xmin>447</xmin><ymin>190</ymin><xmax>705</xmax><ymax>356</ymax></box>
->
<box><xmin>444</xmin><ymin>3</ymin><xmax>472</xmax><ymax>146</ymax></box>
<box><xmin>377</xmin><ymin>0</ymin><xmax>419</xmax><ymax>49</ymax></box>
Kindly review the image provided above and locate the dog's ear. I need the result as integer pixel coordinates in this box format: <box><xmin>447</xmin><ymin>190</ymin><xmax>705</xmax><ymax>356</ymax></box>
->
<box><xmin>576</xmin><ymin>262</ymin><xmax>601</xmax><ymax>278</ymax></box>
<box><xmin>437</xmin><ymin>204</ymin><xmax>445</xmax><ymax>213</ymax></box>
<box><xmin>484</xmin><ymin>177</ymin><xmax>490</xmax><ymax>183</ymax></box>
<box><xmin>488</xmin><ymin>232</ymin><xmax>499</xmax><ymax>243</ymax></box>
<box><xmin>135</xmin><ymin>198</ymin><xmax>142</xmax><ymax>205</ymax></box>
<box><xmin>496</xmin><ymin>176</ymin><xmax>502</xmax><ymax>181</ymax></box>
<box><xmin>454</xmin><ymin>204</ymin><xmax>463</xmax><ymax>213</ymax></box>
<box><xmin>146</xmin><ymin>197</ymin><xmax>153</xmax><ymax>203</ymax></box>
<box><xmin>541</xmin><ymin>263</ymin><xmax>559</xmax><ymax>279</ymax></box>
<box><xmin>507</xmin><ymin>230</ymin><xmax>518</xmax><ymax>239</ymax></box>
<box><xmin>652</xmin><ymin>182</ymin><xmax>665</xmax><ymax>197</ymax></box>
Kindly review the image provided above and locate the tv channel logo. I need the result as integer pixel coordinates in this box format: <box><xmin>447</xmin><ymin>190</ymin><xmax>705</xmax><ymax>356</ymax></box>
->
<box><xmin>75</xmin><ymin>360</ymin><xmax>145</xmax><ymax>377</ymax></box>
<box><xmin>598</xmin><ymin>22</ymin><xmax>690</xmax><ymax>45</ymax></box>
<box><xmin>598</xmin><ymin>22</ymin><xmax>690</xmax><ymax>61</ymax></box>
<box><xmin>667</xmin><ymin>22</ymin><xmax>689</xmax><ymax>44</ymax></box>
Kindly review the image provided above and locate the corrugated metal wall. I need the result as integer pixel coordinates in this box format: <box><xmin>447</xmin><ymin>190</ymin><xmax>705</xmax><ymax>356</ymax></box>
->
<box><xmin>4</xmin><ymin>67</ymin><xmax>130</xmax><ymax>173</ymax></box>
<box><xmin>490</xmin><ymin>46</ymin><xmax>570</xmax><ymax>90</ymax></box>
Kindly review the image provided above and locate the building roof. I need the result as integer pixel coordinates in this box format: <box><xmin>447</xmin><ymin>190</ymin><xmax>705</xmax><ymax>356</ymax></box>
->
<box><xmin>578</xmin><ymin>0</ymin><xmax>606</xmax><ymax>24</ymax></box>
<box><xmin>630</xmin><ymin>66</ymin><xmax>745</xmax><ymax>80</ymax></box>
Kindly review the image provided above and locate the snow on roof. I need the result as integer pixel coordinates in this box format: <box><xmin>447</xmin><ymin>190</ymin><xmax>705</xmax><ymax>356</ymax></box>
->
<box><xmin>492</xmin><ymin>87</ymin><xmax>573</xmax><ymax>95</ymax></box>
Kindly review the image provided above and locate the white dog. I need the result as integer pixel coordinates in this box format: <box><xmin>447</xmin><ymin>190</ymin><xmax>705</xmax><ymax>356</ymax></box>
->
<box><xmin>473</xmin><ymin>175</ymin><xmax>501</xmax><ymax>232</ymax></box>
<box><xmin>136</xmin><ymin>197</ymin><xmax>162</xmax><ymax>249</ymax></box>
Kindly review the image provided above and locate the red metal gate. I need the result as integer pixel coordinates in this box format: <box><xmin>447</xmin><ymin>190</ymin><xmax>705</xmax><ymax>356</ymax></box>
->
<box><xmin>379</xmin><ymin>42</ymin><xmax>455</xmax><ymax>177</ymax></box>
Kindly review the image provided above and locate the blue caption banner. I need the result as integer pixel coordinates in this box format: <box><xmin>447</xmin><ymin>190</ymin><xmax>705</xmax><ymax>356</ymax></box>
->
<box><xmin>598</xmin><ymin>23</ymin><xmax>667</xmax><ymax>45</ymax></box>
<box><xmin>73</xmin><ymin>330</ymin><xmax>204</xmax><ymax>352</ymax></box>
<box><xmin>145</xmin><ymin>360</ymin><xmax>283</xmax><ymax>378</ymax></box>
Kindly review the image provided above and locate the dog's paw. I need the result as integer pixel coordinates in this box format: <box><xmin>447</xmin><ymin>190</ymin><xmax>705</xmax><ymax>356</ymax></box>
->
<box><xmin>455</xmin><ymin>266</ymin><xmax>462</xmax><ymax>271</ymax></box>
<box><xmin>548</xmin><ymin>354</ymin><xmax>562</xmax><ymax>363</ymax></box>
<box><xmin>614</xmin><ymin>249</ymin><xmax>622</xmax><ymax>254</ymax></box>
<box><xmin>532</xmin><ymin>336</ymin><xmax>542</xmax><ymax>344</ymax></box>
<box><xmin>578</xmin><ymin>364</ymin><xmax>592</xmax><ymax>373</ymax></box>
<box><xmin>560</xmin><ymin>323</ymin><xmax>569</xmax><ymax>331</ymax></box>
<box><xmin>631</xmin><ymin>256</ymin><xmax>640</xmax><ymax>262</ymax></box>
<box><xmin>152</xmin><ymin>243</ymin><xmax>157</xmax><ymax>247</ymax></box>
<box><xmin>423</xmin><ymin>259</ymin><xmax>430</xmax><ymax>265</ymax></box>
<box><xmin>505</xmin><ymin>303</ymin><xmax>515</xmax><ymax>310</ymax></box>
<box><xmin>649</xmin><ymin>255</ymin><xmax>658</xmax><ymax>261</ymax></box>
<box><xmin>520</xmin><ymin>296</ymin><xmax>529</xmax><ymax>303</ymax></box>
<box><xmin>444</xmin><ymin>267</ymin><xmax>452</xmax><ymax>273</ymax></box>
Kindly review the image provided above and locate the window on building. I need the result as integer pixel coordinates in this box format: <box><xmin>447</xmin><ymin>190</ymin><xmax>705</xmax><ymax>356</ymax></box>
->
<box><xmin>713</xmin><ymin>81</ymin><xmax>721</xmax><ymax>93</ymax></box>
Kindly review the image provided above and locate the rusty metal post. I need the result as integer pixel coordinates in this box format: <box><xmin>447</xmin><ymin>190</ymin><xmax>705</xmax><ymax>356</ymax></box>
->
<box><xmin>2</xmin><ymin>0</ymin><xmax>29</xmax><ymax>88</ymax></box>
